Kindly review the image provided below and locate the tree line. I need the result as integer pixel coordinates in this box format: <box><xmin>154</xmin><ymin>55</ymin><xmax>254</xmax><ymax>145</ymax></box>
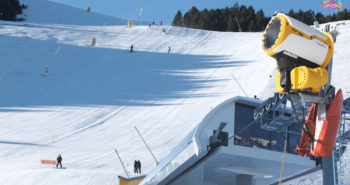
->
<box><xmin>0</xmin><ymin>0</ymin><xmax>27</xmax><ymax>21</ymax></box>
<box><xmin>172</xmin><ymin>3</ymin><xmax>350</xmax><ymax>32</ymax></box>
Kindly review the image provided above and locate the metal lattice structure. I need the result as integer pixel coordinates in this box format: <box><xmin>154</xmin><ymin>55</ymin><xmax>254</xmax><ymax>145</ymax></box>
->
<box><xmin>253</xmin><ymin>93</ymin><xmax>309</xmax><ymax>132</ymax></box>
<box><xmin>333</xmin><ymin>97</ymin><xmax>350</xmax><ymax>185</ymax></box>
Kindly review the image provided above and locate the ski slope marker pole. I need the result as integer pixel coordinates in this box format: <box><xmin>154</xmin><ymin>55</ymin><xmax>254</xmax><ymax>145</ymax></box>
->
<box><xmin>279</xmin><ymin>139</ymin><xmax>287</xmax><ymax>185</ymax></box>
<box><xmin>134</xmin><ymin>126</ymin><xmax>159</xmax><ymax>165</ymax></box>
<box><xmin>115</xmin><ymin>148</ymin><xmax>129</xmax><ymax>178</ymax></box>
<box><xmin>232</xmin><ymin>75</ymin><xmax>248</xmax><ymax>97</ymax></box>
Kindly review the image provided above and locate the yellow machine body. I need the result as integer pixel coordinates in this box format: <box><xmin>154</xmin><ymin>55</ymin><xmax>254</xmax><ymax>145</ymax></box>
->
<box><xmin>275</xmin><ymin>66</ymin><xmax>329</xmax><ymax>93</ymax></box>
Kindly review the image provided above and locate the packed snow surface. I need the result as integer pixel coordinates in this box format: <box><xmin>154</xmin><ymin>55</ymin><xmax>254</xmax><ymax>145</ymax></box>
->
<box><xmin>0</xmin><ymin>0</ymin><xmax>350</xmax><ymax>184</ymax></box>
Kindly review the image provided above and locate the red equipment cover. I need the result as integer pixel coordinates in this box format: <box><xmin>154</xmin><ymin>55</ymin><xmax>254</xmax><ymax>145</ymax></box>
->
<box><xmin>298</xmin><ymin>104</ymin><xmax>317</xmax><ymax>157</ymax></box>
<box><xmin>312</xmin><ymin>89</ymin><xmax>343</xmax><ymax>157</ymax></box>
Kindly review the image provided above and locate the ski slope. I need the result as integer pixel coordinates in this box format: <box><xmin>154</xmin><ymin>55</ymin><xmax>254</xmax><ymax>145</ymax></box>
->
<box><xmin>0</xmin><ymin>0</ymin><xmax>350</xmax><ymax>184</ymax></box>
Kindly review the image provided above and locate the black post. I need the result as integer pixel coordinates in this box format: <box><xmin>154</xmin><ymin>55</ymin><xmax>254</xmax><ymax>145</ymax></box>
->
<box><xmin>115</xmin><ymin>148</ymin><xmax>130</xmax><ymax>178</ymax></box>
<box><xmin>322</xmin><ymin>154</ymin><xmax>336</xmax><ymax>185</ymax></box>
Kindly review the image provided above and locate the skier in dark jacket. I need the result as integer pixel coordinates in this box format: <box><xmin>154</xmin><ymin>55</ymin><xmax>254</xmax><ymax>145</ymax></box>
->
<box><xmin>56</xmin><ymin>154</ymin><xmax>62</xmax><ymax>168</ymax></box>
<box><xmin>130</xmin><ymin>44</ymin><xmax>134</xmax><ymax>53</ymax></box>
<box><xmin>137</xmin><ymin>160</ymin><xmax>141</xmax><ymax>174</ymax></box>
<box><xmin>134</xmin><ymin>160</ymin><xmax>138</xmax><ymax>173</ymax></box>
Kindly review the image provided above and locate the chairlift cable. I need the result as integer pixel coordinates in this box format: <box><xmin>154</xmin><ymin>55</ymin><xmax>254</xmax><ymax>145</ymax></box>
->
<box><xmin>301</xmin><ymin>103</ymin><xmax>306</xmax><ymax>124</ymax></box>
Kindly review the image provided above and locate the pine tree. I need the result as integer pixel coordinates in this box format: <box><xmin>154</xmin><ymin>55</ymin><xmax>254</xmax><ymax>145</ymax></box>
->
<box><xmin>288</xmin><ymin>10</ymin><xmax>296</xmax><ymax>20</ymax></box>
<box><xmin>315</xmin><ymin>12</ymin><xmax>326</xmax><ymax>23</ymax></box>
<box><xmin>200</xmin><ymin>9</ymin><xmax>209</xmax><ymax>30</ymax></box>
<box><xmin>223</xmin><ymin>7</ymin><xmax>230</xmax><ymax>29</ymax></box>
<box><xmin>226</xmin><ymin>16</ymin><xmax>235</xmax><ymax>31</ymax></box>
<box><xmin>247</xmin><ymin>20</ymin><xmax>255</xmax><ymax>32</ymax></box>
<box><xmin>255</xmin><ymin>10</ymin><xmax>266</xmax><ymax>31</ymax></box>
<box><xmin>172</xmin><ymin>10</ymin><xmax>183</xmax><ymax>26</ymax></box>
<box><xmin>0</xmin><ymin>0</ymin><xmax>27</xmax><ymax>21</ymax></box>
<box><xmin>213</xmin><ymin>9</ymin><xmax>224</xmax><ymax>31</ymax></box>
<box><xmin>172</xmin><ymin>3</ymin><xmax>348</xmax><ymax>32</ymax></box>
<box><xmin>183</xmin><ymin>7</ymin><xmax>201</xmax><ymax>28</ymax></box>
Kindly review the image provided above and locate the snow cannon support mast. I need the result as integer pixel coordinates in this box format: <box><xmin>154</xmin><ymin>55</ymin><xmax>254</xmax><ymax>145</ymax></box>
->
<box><xmin>262</xmin><ymin>13</ymin><xmax>343</xmax><ymax>158</ymax></box>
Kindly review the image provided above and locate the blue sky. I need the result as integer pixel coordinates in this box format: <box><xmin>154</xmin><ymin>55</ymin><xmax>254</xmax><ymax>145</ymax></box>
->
<box><xmin>49</xmin><ymin>0</ymin><xmax>346</xmax><ymax>25</ymax></box>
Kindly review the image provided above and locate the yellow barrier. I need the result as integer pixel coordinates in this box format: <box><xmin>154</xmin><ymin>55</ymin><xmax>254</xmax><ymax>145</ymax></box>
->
<box><xmin>118</xmin><ymin>175</ymin><xmax>146</xmax><ymax>185</ymax></box>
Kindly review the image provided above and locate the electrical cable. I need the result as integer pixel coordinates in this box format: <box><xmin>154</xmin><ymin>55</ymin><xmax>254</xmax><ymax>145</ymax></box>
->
<box><xmin>288</xmin><ymin>93</ymin><xmax>314</xmax><ymax>142</ymax></box>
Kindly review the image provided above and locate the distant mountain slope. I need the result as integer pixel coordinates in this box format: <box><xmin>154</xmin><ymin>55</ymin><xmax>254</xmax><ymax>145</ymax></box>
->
<box><xmin>20</xmin><ymin>0</ymin><xmax>128</xmax><ymax>25</ymax></box>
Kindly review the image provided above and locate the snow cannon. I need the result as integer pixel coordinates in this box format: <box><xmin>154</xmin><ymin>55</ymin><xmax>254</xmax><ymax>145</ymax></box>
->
<box><xmin>262</xmin><ymin>13</ymin><xmax>334</xmax><ymax>94</ymax></box>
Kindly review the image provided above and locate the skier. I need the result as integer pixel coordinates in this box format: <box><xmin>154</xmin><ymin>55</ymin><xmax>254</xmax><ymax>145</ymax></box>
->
<box><xmin>43</xmin><ymin>67</ymin><xmax>49</xmax><ymax>76</ymax></box>
<box><xmin>160</xmin><ymin>20</ymin><xmax>163</xmax><ymax>26</ymax></box>
<box><xmin>137</xmin><ymin>160</ymin><xmax>142</xmax><ymax>174</ymax></box>
<box><xmin>134</xmin><ymin>160</ymin><xmax>138</xmax><ymax>173</ymax></box>
<box><xmin>130</xmin><ymin>44</ymin><xmax>134</xmax><ymax>53</ymax></box>
<box><xmin>56</xmin><ymin>154</ymin><xmax>63</xmax><ymax>168</ymax></box>
<box><xmin>168</xmin><ymin>46</ymin><xmax>171</xmax><ymax>53</ymax></box>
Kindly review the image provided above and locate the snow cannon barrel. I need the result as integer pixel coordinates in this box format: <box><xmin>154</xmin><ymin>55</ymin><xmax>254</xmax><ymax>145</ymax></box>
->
<box><xmin>262</xmin><ymin>13</ymin><xmax>334</xmax><ymax>94</ymax></box>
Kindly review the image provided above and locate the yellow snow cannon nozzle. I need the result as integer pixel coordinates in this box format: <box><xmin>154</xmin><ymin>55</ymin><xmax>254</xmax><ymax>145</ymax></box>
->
<box><xmin>262</xmin><ymin>13</ymin><xmax>333</xmax><ymax>68</ymax></box>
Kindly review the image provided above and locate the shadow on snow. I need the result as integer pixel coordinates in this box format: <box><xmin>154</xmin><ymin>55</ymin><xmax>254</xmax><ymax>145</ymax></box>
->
<box><xmin>0</xmin><ymin>35</ymin><xmax>254</xmax><ymax>109</ymax></box>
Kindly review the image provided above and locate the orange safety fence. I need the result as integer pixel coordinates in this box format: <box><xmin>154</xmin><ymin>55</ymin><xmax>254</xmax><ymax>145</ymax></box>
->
<box><xmin>41</xmin><ymin>159</ymin><xmax>57</xmax><ymax>165</ymax></box>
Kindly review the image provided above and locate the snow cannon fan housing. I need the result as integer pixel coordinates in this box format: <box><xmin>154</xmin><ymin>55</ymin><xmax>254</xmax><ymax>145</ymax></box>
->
<box><xmin>262</xmin><ymin>13</ymin><xmax>334</xmax><ymax>94</ymax></box>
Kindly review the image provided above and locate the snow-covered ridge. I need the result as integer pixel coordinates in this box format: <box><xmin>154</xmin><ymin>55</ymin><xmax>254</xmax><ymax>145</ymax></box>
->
<box><xmin>20</xmin><ymin>0</ymin><xmax>128</xmax><ymax>25</ymax></box>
